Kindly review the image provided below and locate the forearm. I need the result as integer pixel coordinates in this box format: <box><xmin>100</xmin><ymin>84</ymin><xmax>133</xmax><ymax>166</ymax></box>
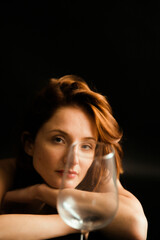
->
<box><xmin>101</xmin><ymin>194</ymin><xmax>148</xmax><ymax>240</ymax></box>
<box><xmin>0</xmin><ymin>214</ymin><xmax>77</xmax><ymax>240</ymax></box>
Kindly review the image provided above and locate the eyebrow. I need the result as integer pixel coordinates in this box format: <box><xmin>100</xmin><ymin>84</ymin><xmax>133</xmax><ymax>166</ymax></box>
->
<box><xmin>47</xmin><ymin>129</ymin><xmax>97</xmax><ymax>141</ymax></box>
<box><xmin>48</xmin><ymin>129</ymin><xmax>67</xmax><ymax>135</ymax></box>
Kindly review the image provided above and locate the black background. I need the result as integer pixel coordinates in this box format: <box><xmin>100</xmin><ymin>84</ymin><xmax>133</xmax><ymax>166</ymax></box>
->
<box><xmin>1</xmin><ymin>1</ymin><xmax>160</xmax><ymax>239</ymax></box>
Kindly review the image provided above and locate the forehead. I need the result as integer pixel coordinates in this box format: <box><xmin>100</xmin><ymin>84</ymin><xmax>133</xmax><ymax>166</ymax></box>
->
<box><xmin>40</xmin><ymin>105</ymin><xmax>98</xmax><ymax>139</ymax></box>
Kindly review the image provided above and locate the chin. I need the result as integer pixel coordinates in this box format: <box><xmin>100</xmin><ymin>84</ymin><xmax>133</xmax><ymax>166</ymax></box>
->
<box><xmin>63</xmin><ymin>181</ymin><xmax>80</xmax><ymax>189</ymax></box>
<box><xmin>45</xmin><ymin>180</ymin><xmax>62</xmax><ymax>189</ymax></box>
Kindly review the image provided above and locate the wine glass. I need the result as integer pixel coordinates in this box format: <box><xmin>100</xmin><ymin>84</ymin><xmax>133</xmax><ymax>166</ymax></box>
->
<box><xmin>57</xmin><ymin>140</ymin><xmax>118</xmax><ymax>240</ymax></box>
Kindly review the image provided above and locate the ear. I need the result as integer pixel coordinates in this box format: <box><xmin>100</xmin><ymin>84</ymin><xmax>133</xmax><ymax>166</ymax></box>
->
<box><xmin>22</xmin><ymin>132</ymin><xmax>34</xmax><ymax>157</ymax></box>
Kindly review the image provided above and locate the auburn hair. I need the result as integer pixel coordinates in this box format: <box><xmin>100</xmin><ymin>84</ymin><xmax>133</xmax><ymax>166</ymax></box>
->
<box><xmin>52</xmin><ymin>75</ymin><xmax>123</xmax><ymax>177</ymax></box>
<box><xmin>14</xmin><ymin>74</ymin><xmax>123</xmax><ymax>190</ymax></box>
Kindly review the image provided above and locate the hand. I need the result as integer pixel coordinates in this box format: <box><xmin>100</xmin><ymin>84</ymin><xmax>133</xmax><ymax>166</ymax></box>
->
<box><xmin>3</xmin><ymin>184</ymin><xmax>41</xmax><ymax>204</ymax></box>
<box><xmin>3</xmin><ymin>184</ymin><xmax>59</xmax><ymax>208</ymax></box>
<box><xmin>2</xmin><ymin>184</ymin><xmax>43</xmax><ymax>214</ymax></box>
<box><xmin>36</xmin><ymin>183</ymin><xmax>59</xmax><ymax>208</ymax></box>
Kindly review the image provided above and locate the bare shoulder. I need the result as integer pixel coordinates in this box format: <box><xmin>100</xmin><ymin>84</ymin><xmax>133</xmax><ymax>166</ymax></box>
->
<box><xmin>0</xmin><ymin>158</ymin><xmax>16</xmax><ymax>169</ymax></box>
<box><xmin>117</xmin><ymin>179</ymin><xmax>144</xmax><ymax>208</ymax></box>
<box><xmin>0</xmin><ymin>158</ymin><xmax>17</xmax><ymax>203</ymax></box>
<box><xmin>117</xmin><ymin>179</ymin><xmax>142</xmax><ymax>201</ymax></box>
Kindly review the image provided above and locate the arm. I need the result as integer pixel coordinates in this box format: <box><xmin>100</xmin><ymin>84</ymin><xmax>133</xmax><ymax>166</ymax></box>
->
<box><xmin>101</xmin><ymin>180</ymin><xmax>148</xmax><ymax>240</ymax></box>
<box><xmin>33</xmin><ymin>183</ymin><xmax>148</xmax><ymax>240</ymax></box>
<box><xmin>0</xmin><ymin>214</ymin><xmax>76</xmax><ymax>240</ymax></box>
<box><xmin>1</xmin><ymin>190</ymin><xmax>77</xmax><ymax>240</ymax></box>
<box><xmin>2</xmin><ymin>166</ymin><xmax>148</xmax><ymax>240</ymax></box>
<box><xmin>3</xmin><ymin>183</ymin><xmax>58</xmax><ymax>208</ymax></box>
<box><xmin>37</xmin><ymin>182</ymin><xmax>148</xmax><ymax>240</ymax></box>
<box><xmin>0</xmin><ymin>160</ymin><xmax>77</xmax><ymax>240</ymax></box>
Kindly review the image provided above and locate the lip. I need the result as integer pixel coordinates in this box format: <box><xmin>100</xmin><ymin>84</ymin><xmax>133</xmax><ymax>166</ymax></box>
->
<box><xmin>56</xmin><ymin>169</ymin><xmax>78</xmax><ymax>179</ymax></box>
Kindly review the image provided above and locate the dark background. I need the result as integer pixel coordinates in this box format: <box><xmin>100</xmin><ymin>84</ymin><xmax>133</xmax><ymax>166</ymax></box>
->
<box><xmin>1</xmin><ymin>1</ymin><xmax>160</xmax><ymax>239</ymax></box>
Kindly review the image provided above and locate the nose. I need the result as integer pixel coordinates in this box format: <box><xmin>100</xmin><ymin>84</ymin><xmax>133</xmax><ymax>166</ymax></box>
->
<box><xmin>64</xmin><ymin>144</ymin><xmax>79</xmax><ymax>166</ymax></box>
<box><xmin>71</xmin><ymin>147</ymin><xmax>79</xmax><ymax>165</ymax></box>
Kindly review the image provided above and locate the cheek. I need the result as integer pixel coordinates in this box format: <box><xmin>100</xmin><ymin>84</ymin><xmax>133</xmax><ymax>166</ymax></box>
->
<box><xmin>33</xmin><ymin>144</ymin><xmax>66</xmax><ymax>170</ymax></box>
<box><xmin>80</xmin><ymin>159</ymin><xmax>93</xmax><ymax>176</ymax></box>
<box><xmin>32</xmin><ymin>145</ymin><xmax>55</xmax><ymax>172</ymax></box>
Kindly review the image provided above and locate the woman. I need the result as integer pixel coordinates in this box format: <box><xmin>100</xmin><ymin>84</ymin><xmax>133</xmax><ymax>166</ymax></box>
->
<box><xmin>0</xmin><ymin>75</ymin><xmax>147</xmax><ymax>239</ymax></box>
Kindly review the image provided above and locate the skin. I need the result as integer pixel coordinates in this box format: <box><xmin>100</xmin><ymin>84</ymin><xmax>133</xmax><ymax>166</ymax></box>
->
<box><xmin>0</xmin><ymin>106</ymin><xmax>148</xmax><ymax>240</ymax></box>
<box><xmin>26</xmin><ymin>105</ymin><xmax>98</xmax><ymax>189</ymax></box>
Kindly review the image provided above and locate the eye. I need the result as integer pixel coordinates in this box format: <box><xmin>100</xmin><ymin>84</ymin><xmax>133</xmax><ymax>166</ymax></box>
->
<box><xmin>80</xmin><ymin>142</ymin><xmax>95</xmax><ymax>151</ymax></box>
<box><xmin>81</xmin><ymin>144</ymin><xmax>92</xmax><ymax>150</ymax></box>
<box><xmin>52</xmin><ymin>136</ymin><xmax>65</xmax><ymax>144</ymax></box>
<box><xmin>78</xmin><ymin>142</ymin><xmax>96</xmax><ymax>160</ymax></box>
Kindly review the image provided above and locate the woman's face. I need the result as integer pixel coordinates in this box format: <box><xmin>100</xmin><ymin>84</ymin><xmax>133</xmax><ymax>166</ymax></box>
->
<box><xmin>27</xmin><ymin>106</ymin><xmax>98</xmax><ymax>189</ymax></box>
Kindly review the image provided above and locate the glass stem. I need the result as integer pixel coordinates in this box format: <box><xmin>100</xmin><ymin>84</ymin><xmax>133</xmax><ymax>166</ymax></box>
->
<box><xmin>80</xmin><ymin>230</ymin><xmax>89</xmax><ymax>240</ymax></box>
